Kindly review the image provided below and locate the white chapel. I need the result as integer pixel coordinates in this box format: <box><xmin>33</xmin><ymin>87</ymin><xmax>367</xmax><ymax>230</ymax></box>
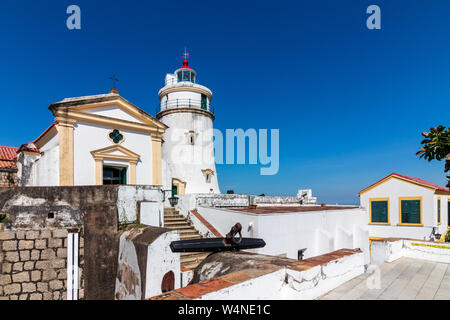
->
<box><xmin>15</xmin><ymin>55</ymin><xmax>220</xmax><ymax>195</ymax></box>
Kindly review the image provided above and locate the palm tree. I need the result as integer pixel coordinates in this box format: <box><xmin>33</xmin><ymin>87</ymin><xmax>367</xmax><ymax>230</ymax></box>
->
<box><xmin>416</xmin><ymin>125</ymin><xmax>450</xmax><ymax>188</ymax></box>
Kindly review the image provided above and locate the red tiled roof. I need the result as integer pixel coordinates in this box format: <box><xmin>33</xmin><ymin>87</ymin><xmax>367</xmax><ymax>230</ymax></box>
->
<box><xmin>393</xmin><ymin>173</ymin><xmax>450</xmax><ymax>192</ymax></box>
<box><xmin>0</xmin><ymin>123</ymin><xmax>55</xmax><ymax>169</ymax></box>
<box><xmin>0</xmin><ymin>146</ymin><xmax>18</xmax><ymax>169</ymax></box>
<box><xmin>360</xmin><ymin>172</ymin><xmax>450</xmax><ymax>195</ymax></box>
<box><xmin>17</xmin><ymin>123</ymin><xmax>57</xmax><ymax>155</ymax></box>
<box><xmin>17</xmin><ymin>143</ymin><xmax>40</xmax><ymax>154</ymax></box>
<box><xmin>33</xmin><ymin>123</ymin><xmax>57</xmax><ymax>145</ymax></box>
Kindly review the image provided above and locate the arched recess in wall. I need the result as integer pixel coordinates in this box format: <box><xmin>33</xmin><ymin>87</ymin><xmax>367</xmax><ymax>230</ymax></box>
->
<box><xmin>172</xmin><ymin>178</ymin><xmax>186</xmax><ymax>195</ymax></box>
<box><xmin>161</xmin><ymin>271</ymin><xmax>175</xmax><ymax>293</ymax></box>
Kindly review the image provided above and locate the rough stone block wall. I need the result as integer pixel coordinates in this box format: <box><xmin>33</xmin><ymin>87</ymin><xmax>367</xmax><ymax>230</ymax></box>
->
<box><xmin>0</xmin><ymin>227</ymin><xmax>84</xmax><ymax>300</ymax></box>
<box><xmin>0</xmin><ymin>170</ymin><xmax>17</xmax><ymax>187</ymax></box>
<box><xmin>0</xmin><ymin>186</ymin><xmax>143</xmax><ymax>300</ymax></box>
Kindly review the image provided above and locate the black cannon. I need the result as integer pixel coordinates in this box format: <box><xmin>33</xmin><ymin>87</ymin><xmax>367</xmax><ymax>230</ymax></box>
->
<box><xmin>170</xmin><ymin>223</ymin><xmax>266</xmax><ymax>253</ymax></box>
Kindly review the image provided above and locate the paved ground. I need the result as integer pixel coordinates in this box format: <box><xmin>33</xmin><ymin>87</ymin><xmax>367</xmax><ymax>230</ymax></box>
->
<box><xmin>318</xmin><ymin>257</ymin><xmax>450</xmax><ymax>300</ymax></box>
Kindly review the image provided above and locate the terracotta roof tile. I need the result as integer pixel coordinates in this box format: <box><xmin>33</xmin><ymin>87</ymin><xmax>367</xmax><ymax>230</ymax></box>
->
<box><xmin>148</xmin><ymin>292</ymin><xmax>187</xmax><ymax>300</ymax></box>
<box><xmin>0</xmin><ymin>146</ymin><xmax>18</xmax><ymax>169</ymax></box>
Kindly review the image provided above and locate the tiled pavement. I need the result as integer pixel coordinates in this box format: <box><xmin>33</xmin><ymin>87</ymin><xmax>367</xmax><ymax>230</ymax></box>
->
<box><xmin>318</xmin><ymin>257</ymin><xmax>450</xmax><ymax>300</ymax></box>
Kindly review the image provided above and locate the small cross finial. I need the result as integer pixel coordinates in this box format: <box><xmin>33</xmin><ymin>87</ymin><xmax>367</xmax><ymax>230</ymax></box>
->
<box><xmin>109</xmin><ymin>75</ymin><xmax>119</xmax><ymax>89</ymax></box>
<box><xmin>183</xmin><ymin>48</ymin><xmax>189</xmax><ymax>61</ymax></box>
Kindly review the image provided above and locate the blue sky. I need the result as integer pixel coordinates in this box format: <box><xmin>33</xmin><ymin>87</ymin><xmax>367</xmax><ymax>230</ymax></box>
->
<box><xmin>0</xmin><ymin>0</ymin><xmax>449</xmax><ymax>204</ymax></box>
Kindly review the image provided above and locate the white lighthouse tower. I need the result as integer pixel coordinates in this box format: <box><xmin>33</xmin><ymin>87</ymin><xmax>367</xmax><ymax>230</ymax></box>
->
<box><xmin>157</xmin><ymin>52</ymin><xmax>220</xmax><ymax>195</ymax></box>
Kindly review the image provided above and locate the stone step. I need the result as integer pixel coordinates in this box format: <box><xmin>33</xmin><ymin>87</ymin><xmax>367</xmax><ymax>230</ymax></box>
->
<box><xmin>164</xmin><ymin>212</ymin><xmax>178</xmax><ymax>215</ymax></box>
<box><xmin>179</xmin><ymin>229</ymin><xmax>199</xmax><ymax>235</ymax></box>
<box><xmin>164</xmin><ymin>217</ymin><xmax>187</xmax><ymax>222</ymax></box>
<box><xmin>163</xmin><ymin>208</ymin><xmax>206</xmax><ymax>269</ymax></box>
<box><xmin>164</xmin><ymin>215</ymin><xmax>186</xmax><ymax>219</ymax></box>
<box><xmin>164</xmin><ymin>212</ymin><xmax>179</xmax><ymax>217</ymax></box>
<box><xmin>165</xmin><ymin>225</ymin><xmax>193</xmax><ymax>230</ymax></box>
<box><xmin>164</xmin><ymin>219</ymin><xmax>189</xmax><ymax>226</ymax></box>
<box><xmin>180</xmin><ymin>234</ymin><xmax>202</xmax><ymax>240</ymax></box>
<box><xmin>164</xmin><ymin>222</ymin><xmax>192</xmax><ymax>228</ymax></box>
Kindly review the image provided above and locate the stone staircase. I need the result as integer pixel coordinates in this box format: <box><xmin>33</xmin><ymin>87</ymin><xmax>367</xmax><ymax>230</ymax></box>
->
<box><xmin>164</xmin><ymin>208</ymin><xmax>210</xmax><ymax>270</ymax></box>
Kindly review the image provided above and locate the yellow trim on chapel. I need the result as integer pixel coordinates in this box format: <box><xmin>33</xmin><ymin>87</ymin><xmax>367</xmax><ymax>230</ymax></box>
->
<box><xmin>35</xmin><ymin>125</ymin><xmax>58</xmax><ymax>149</ymax></box>
<box><xmin>66</xmin><ymin>98</ymin><xmax>167</xmax><ymax>130</ymax></box>
<box><xmin>91</xmin><ymin>145</ymin><xmax>140</xmax><ymax>185</ymax></box>
<box><xmin>151</xmin><ymin>134</ymin><xmax>163</xmax><ymax>186</ymax></box>
<box><xmin>53</xmin><ymin>109</ymin><xmax>165</xmax><ymax>135</ymax></box>
<box><xmin>56</xmin><ymin>118</ymin><xmax>76</xmax><ymax>186</ymax></box>
<box><xmin>172</xmin><ymin>178</ymin><xmax>187</xmax><ymax>195</ymax></box>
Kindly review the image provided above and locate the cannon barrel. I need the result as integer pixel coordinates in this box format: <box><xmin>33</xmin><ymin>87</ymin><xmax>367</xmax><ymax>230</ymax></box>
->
<box><xmin>170</xmin><ymin>238</ymin><xmax>266</xmax><ymax>253</ymax></box>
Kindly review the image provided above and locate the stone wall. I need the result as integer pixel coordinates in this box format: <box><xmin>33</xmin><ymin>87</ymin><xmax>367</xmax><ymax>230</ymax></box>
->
<box><xmin>0</xmin><ymin>226</ymin><xmax>84</xmax><ymax>300</ymax></box>
<box><xmin>0</xmin><ymin>185</ymin><xmax>163</xmax><ymax>300</ymax></box>
<box><xmin>0</xmin><ymin>169</ymin><xmax>17</xmax><ymax>187</ymax></box>
<box><xmin>0</xmin><ymin>186</ymin><xmax>120</xmax><ymax>300</ymax></box>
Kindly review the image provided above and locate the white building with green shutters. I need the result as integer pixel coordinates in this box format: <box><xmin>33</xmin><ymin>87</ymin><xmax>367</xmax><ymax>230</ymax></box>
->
<box><xmin>359</xmin><ymin>173</ymin><xmax>450</xmax><ymax>241</ymax></box>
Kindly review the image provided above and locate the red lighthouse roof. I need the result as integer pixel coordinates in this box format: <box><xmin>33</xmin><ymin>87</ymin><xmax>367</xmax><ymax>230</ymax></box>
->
<box><xmin>180</xmin><ymin>59</ymin><xmax>192</xmax><ymax>70</ymax></box>
<box><xmin>179</xmin><ymin>49</ymin><xmax>192</xmax><ymax>69</ymax></box>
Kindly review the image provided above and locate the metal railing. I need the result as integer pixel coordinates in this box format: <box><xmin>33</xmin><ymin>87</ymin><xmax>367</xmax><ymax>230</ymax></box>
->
<box><xmin>156</xmin><ymin>98</ymin><xmax>214</xmax><ymax>114</ymax></box>
<box><xmin>165</xmin><ymin>78</ymin><xmax>196</xmax><ymax>86</ymax></box>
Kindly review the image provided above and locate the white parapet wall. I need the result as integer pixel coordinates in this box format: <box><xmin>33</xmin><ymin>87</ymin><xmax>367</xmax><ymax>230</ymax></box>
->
<box><xmin>151</xmin><ymin>249</ymin><xmax>365</xmax><ymax>300</ymax></box>
<box><xmin>176</xmin><ymin>193</ymin><xmax>315</xmax><ymax>211</ymax></box>
<box><xmin>116</xmin><ymin>185</ymin><xmax>164</xmax><ymax>226</ymax></box>
<box><xmin>370</xmin><ymin>238</ymin><xmax>450</xmax><ymax>265</ymax></box>
<box><xmin>195</xmin><ymin>206</ymin><xmax>370</xmax><ymax>264</ymax></box>
<box><xmin>280</xmin><ymin>250</ymin><xmax>365</xmax><ymax>300</ymax></box>
<box><xmin>115</xmin><ymin>227</ymin><xmax>180</xmax><ymax>300</ymax></box>
<box><xmin>203</xmin><ymin>251</ymin><xmax>365</xmax><ymax>300</ymax></box>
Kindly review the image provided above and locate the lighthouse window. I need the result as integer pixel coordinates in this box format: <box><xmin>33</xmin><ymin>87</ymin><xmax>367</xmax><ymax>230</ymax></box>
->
<box><xmin>202</xmin><ymin>169</ymin><xmax>214</xmax><ymax>183</ymax></box>
<box><xmin>201</xmin><ymin>94</ymin><xmax>207</xmax><ymax>110</ymax></box>
<box><xmin>187</xmin><ymin>131</ymin><xmax>196</xmax><ymax>145</ymax></box>
<box><xmin>177</xmin><ymin>70</ymin><xmax>195</xmax><ymax>83</ymax></box>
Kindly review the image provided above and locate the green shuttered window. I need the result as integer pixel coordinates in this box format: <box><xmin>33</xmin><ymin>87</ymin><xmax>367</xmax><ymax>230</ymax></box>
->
<box><xmin>438</xmin><ymin>198</ymin><xmax>441</xmax><ymax>224</ymax></box>
<box><xmin>400</xmin><ymin>199</ymin><xmax>421</xmax><ymax>224</ymax></box>
<box><xmin>371</xmin><ymin>200</ymin><xmax>389</xmax><ymax>223</ymax></box>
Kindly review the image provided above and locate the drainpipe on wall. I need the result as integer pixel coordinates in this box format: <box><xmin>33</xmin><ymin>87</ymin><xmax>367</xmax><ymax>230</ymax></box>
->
<box><xmin>67</xmin><ymin>231</ymin><xmax>79</xmax><ymax>300</ymax></box>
